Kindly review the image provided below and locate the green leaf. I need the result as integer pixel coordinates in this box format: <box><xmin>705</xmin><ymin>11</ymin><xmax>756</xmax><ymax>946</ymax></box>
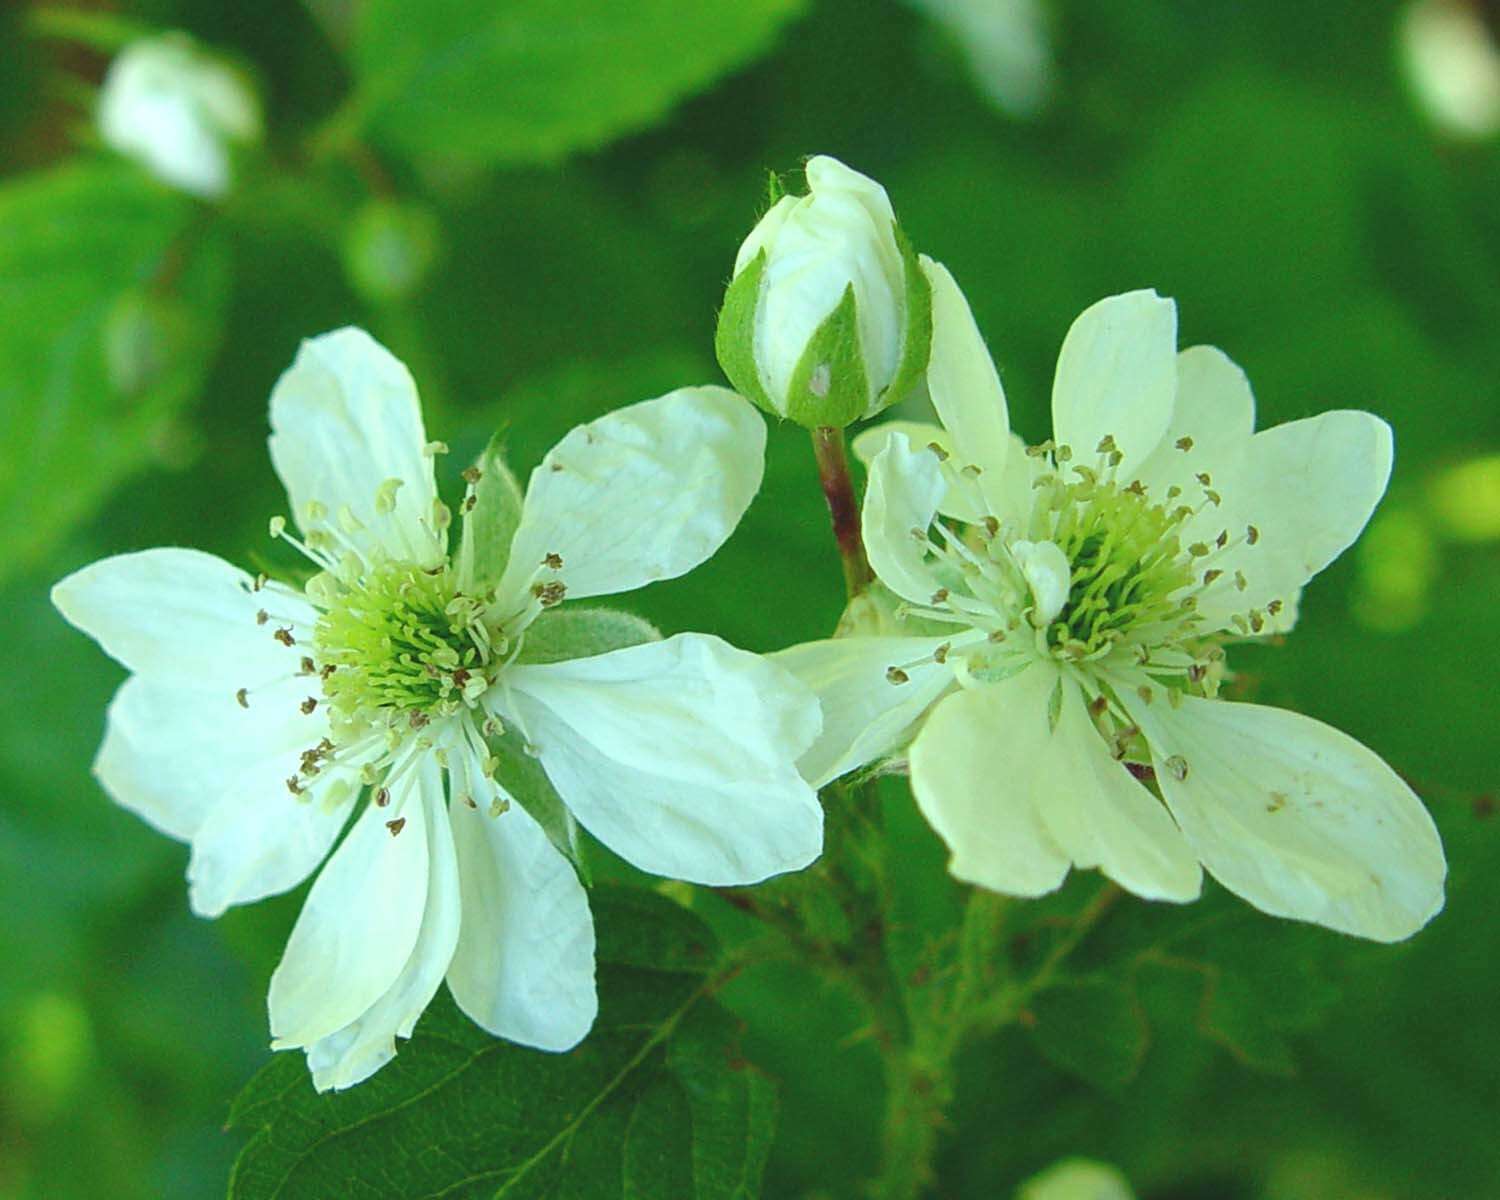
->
<box><xmin>350</xmin><ymin>0</ymin><xmax>807</xmax><ymax>168</ymax></box>
<box><xmin>1026</xmin><ymin>978</ymin><xmax>1148</xmax><ymax>1090</ymax></box>
<box><xmin>227</xmin><ymin>888</ymin><xmax>778</xmax><ymax>1200</ymax></box>
<box><xmin>714</xmin><ymin>248</ymin><xmax>777</xmax><ymax>416</ymax></box>
<box><xmin>0</xmin><ymin>163</ymin><xmax>228</xmax><ymax>583</ymax></box>
<box><xmin>458</xmin><ymin>432</ymin><xmax>525</xmax><ymax>594</ymax></box>
<box><xmin>785</xmin><ymin>284</ymin><xmax>869</xmax><ymax>429</ymax></box>
<box><xmin>517</xmin><ymin>606</ymin><xmax>662</xmax><ymax>666</ymax></box>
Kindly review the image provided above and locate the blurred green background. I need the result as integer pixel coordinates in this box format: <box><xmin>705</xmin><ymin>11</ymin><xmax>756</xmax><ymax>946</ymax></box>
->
<box><xmin>3</xmin><ymin>0</ymin><xmax>1498</xmax><ymax>1196</ymax></box>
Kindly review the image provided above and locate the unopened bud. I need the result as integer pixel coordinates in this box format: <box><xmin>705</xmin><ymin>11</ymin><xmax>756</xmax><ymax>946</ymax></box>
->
<box><xmin>715</xmin><ymin>155</ymin><xmax>931</xmax><ymax>428</ymax></box>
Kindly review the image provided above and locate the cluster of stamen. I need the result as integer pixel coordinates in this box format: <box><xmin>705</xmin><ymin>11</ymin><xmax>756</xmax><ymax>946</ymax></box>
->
<box><xmin>234</xmin><ymin>449</ymin><xmax>571</xmax><ymax>831</ymax></box>
<box><xmin>889</xmin><ymin>433</ymin><xmax>1284</xmax><ymax>714</ymax></box>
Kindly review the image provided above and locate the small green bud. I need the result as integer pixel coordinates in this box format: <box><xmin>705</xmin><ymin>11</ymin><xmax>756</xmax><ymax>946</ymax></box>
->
<box><xmin>343</xmin><ymin>200</ymin><xmax>441</xmax><ymax>305</ymax></box>
<box><xmin>716</xmin><ymin>155</ymin><xmax>932</xmax><ymax>429</ymax></box>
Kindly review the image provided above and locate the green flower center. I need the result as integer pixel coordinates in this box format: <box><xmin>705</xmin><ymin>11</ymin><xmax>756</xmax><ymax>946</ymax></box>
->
<box><xmin>1042</xmin><ymin>476</ymin><xmax>1197</xmax><ymax>657</ymax></box>
<box><xmin>313</xmin><ymin>560</ymin><xmax>492</xmax><ymax>731</ymax></box>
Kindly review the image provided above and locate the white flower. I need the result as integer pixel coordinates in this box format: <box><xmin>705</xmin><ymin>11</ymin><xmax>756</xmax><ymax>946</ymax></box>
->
<box><xmin>98</xmin><ymin>32</ymin><xmax>262</xmax><ymax>198</ymax></box>
<box><xmin>53</xmin><ymin>328</ymin><xmax>822</xmax><ymax>1090</ymax></box>
<box><xmin>1017</xmin><ymin>1159</ymin><xmax>1134</xmax><ymax>1200</ymax></box>
<box><xmin>1400</xmin><ymin>0</ymin><xmax>1500</xmax><ymax>140</ymax></box>
<box><xmin>716</xmin><ymin>155</ymin><xmax>930</xmax><ymax>427</ymax></box>
<box><xmin>776</xmin><ymin>260</ymin><xmax>1446</xmax><ymax>942</ymax></box>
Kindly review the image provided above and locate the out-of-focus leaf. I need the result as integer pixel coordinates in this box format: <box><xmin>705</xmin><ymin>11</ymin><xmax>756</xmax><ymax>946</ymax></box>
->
<box><xmin>228</xmin><ymin>887</ymin><xmax>777</xmax><ymax>1200</ymax></box>
<box><xmin>1026</xmin><ymin>979</ymin><xmax>1147</xmax><ymax>1090</ymax></box>
<box><xmin>0</xmin><ymin>163</ymin><xmax>228</xmax><ymax>582</ymax></box>
<box><xmin>351</xmin><ymin>0</ymin><xmax>807</xmax><ymax>168</ymax></box>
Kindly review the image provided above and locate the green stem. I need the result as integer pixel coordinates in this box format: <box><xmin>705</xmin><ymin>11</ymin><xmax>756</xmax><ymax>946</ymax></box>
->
<box><xmin>810</xmin><ymin>425</ymin><xmax>874</xmax><ymax>598</ymax></box>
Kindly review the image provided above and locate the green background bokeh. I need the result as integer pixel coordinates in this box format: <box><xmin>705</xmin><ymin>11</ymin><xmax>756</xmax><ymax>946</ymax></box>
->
<box><xmin>2</xmin><ymin>1</ymin><xmax>1497</xmax><ymax>1196</ymax></box>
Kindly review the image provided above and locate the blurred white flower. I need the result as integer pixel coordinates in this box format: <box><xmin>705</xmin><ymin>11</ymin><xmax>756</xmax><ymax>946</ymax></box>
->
<box><xmin>717</xmin><ymin>155</ymin><xmax>930</xmax><ymax>428</ymax></box>
<box><xmin>1018</xmin><ymin>1159</ymin><xmax>1134</xmax><ymax>1200</ymax></box>
<box><xmin>54</xmin><ymin>329</ymin><xmax>822</xmax><ymax>1090</ymax></box>
<box><xmin>777</xmin><ymin>261</ymin><xmax>1446</xmax><ymax>942</ymax></box>
<box><xmin>98</xmin><ymin>32</ymin><xmax>261</xmax><ymax>198</ymax></box>
<box><xmin>1400</xmin><ymin>0</ymin><xmax>1500</xmax><ymax>139</ymax></box>
<box><xmin>907</xmin><ymin>0</ymin><xmax>1056</xmax><ymax>118</ymax></box>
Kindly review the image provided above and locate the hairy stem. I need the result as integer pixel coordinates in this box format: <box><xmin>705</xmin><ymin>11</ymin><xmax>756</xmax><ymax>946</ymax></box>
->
<box><xmin>811</xmin><ymin>425</ymin><xmax>874</xmax><ymax>598</ymax></box>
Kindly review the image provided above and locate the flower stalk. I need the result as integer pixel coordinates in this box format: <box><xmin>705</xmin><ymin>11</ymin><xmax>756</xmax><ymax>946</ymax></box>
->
<box><xmin>811</xmin><ymin>424</ymin><xmax>874</xmax><ymax>599</ymax></box>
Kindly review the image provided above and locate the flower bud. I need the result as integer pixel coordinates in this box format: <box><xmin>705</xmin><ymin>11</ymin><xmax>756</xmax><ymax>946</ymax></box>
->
<box><xmin>98</xmin><ymin>33</ymin><xmax>262</xmax><ymax>199</ymax></box>
<box><xmin>716</xmin><ymin>155</ymin><xmax>931</xmax><ymax>428</ymax></box>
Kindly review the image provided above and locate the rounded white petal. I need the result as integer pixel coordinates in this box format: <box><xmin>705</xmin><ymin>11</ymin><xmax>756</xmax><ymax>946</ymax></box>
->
<box><xmin>304</xmin><ymin>761</ymin><xmax>461</xmax><ymax>1091</ymax></box>
<box><xmin>771</xmin><ymin>635</ymin><xmax>955</xmax><ymax>787</ymax></box>
<box><xmin>862</xmin><ymin>433</ymin><xmax>949</xmax><ymax>607</ymax></box>
<box><xmin>1197</xmin><ymin>410</ymin><xmax>1393</xmax><ymax>632</ymax></box>
<box><xmin>52</xmin><ymin>548</ymin><xmax>313</xmax><ymax>685</ymax></box>
<box><xmin>1122</xmin><ymin>691</ymin><xmax>1445</xmax><ymax>941</ymax></box>
<box><xmin>922</xmin><ymin>257</ymin><xmax>1013</xmax><ymax>509</ymax></box>
<box><xmin>187</xmin><ymin>761</ymin><xmax>358</xmax><ymax>919</ymax></box>
<box><xmin>1036</xmin><ymin>677</ymin><xmax>1200</xmax><ymax>902</ymax></box>
<box><xmin>1133</xmin><ymin>344</ymin><xmax>1256</xmax><ymax>498</ymax></box>
<box><xmin>446</xmin><ymin>782</ymin><xmax>596</xmax><ymax>1052</ymax></box>
<box><xmin>502</xmin><ymin>634</ymin><xmax>823</xmax><ymax>886</ymax></box>
<box><xmin>97</xmin><ymin>672</ymin><xmax>324</xmax><ymax>844</ymax></box>
<box><xmin>1011</xmin><ymin>539</ymin><xmax>1072</xmax><ymax>629</ymax></box>
<box><xmin>269</xmin><ymin>777</ymin><xmax>432</xmax><ymax>1048</ymax></box>
<box><xmin>854</xmin><ymin>420</ymin><xmax>998</xmax><ymax>525</ymax></box>
<box><xmin>733</xmin><ymin>194</ymin><xmax>797</xmax><ymax>275</ymax></box>
<box><xmin>908</xmin><ymin>678</ymin><xmax>1072</xmax><ymax>897</ymax></box>
<box><xmin>1051</xmin><ymin>290</ymin><xmax>1178</xmax><ymax>469</ymax></box>
<box><xmin>495</xmin><ymin>387</ymin><xmax>763</xmax><ymax>609</ymax></box>
<box><xmin>268</xmin><ymin>328</ymin><xmax>442</xmax><ymax>567</ymax></box>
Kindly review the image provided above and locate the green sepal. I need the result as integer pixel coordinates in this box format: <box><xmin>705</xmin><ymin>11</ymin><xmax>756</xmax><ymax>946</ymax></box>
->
<box><xmin>785</xmin><ymin>282</ymin><xmax>869</xmax><ymax>429</ymax></box>
<box><xmin>766</xmin><ymin>168</ymin><xmax>786</xmax><ymax>206</ymax></box>
<box><xmin>489</xmin><ymin>723</ymin><xmax>591</xmax><ymax>886</ymax></box>
<box><xmin>456</xmin><ymin>431</ymin><xmax>524</xmax><ymax>595</ymax></box>
<box><xmin>515</xmin><ymin>605</ymin><xmax>662</xmax><ymax>665</ymax></box>
<box><xmin>714</xmin><ymin>247</ymin><xmax>778</xmax><ymax>415</ymax></box>
<box><xmin>871</xmin><ymin>221</ymin><xmax>933</xmax><ymax>419</ymax></box>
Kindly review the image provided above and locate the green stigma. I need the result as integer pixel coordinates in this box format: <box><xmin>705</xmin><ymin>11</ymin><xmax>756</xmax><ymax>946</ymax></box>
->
<box><xmin>1042</xmin><ymin>476</ymin><xmax>1197</xmax><ymax>656</ymax></box>
<box><xmin>313</xmin><ymin>560</ymin><xmax>491</xmax><ymax>731</ymax></box>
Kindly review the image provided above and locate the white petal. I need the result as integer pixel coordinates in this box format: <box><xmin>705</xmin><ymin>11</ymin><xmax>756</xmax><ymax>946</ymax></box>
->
<box><xmin>303</xmin><ymin>761</ymin><xmax>461</xmax><ymax>1091</ymax></box>
<box><xmin>1036</xmin><ymin>679</ymin><xmax>1200</xmax><ymax>902</ymax></box>
<box><xmin>269</xmin><ymin>774</ymin><xmax>431</xmax><ymax>1048</ymax></box>
<box><xmin>862</xmin><ymin>433</ymin><xmax>948</xmax><ymax>607</ymax></box>
<box><xmin>52</xmin><ymin>548</ymin><xmax>313</xmax><ymax>685</ymax></box>
<box><xmin>908</xmin><ymin>676</ymin><xmax>1072</xmax><ymax>897</ymax></box>
<box><xmin>1011</xmin><ymin>540</ymin><xmax>1072</xmax><ymax>628</ymax></box>
<box><xmin>495</xmin><ymin>387</ymin><xmax>763</xmax><ymax>608</ymax></box>
<box><xmin>268</xmin><ymin>328</ymin><xmax>442</xmax><ymax>566</ymax></box>
<box><xmin>1121</xmin><ymin>691</ymin><xmax>1445</xmax><ymax>941</ymax></box>
<box><xmin>1133</xmin><ymin>345</ymin><xmax>1256</xmax><ymax>496</ymax></box>
<box><xmin>771</xmin><ymin>635</ymin><xmax>955</xmax><ymax>787</ymax></box>
<box><xmin>188</xmin><ymin>761</ymin><xmax>359</xmax><ymax>919</ymax></box>
<box><xmin>922</xmin><ymin>257</ymin><xmax>1013</xmax><ymax>512</ymax></box>
<box><xmin>1051</xmin><ymin>290</ymin><xmax>1178</xmax><ymax>469</ymax></box>
<box><xmin>95</xmin><ymin>674</ymin><xmax>309</xmax><ymax>842</ymax></box>
<box><xmin>446</xmin><ymin>783</ymin><xmax>596</xmax><ymax>1052</ymax></box>
<box><xmin>1198</xmin><ymin>411</ymin><xmax>1393</xmax><ymax>631</ymax></box>
<box><xmin>855</xmin><ymin>421</ymin><xmax>996</xmax><ymax>525</ymax></box>
<box><xmin>502</xmin><ymin>634</ymin><xmax>823</xmax><ymax>886</ymax></box>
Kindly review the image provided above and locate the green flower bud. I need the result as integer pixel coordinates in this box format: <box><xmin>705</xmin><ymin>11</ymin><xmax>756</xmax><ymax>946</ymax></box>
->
<box><xmin>343</xmin><ymin>200</ymin><xmax>442</xmax><ymax>305</ymax></box>
<box><xmin>716</xmin><ymin>155</ymin><xmax>931</xmax><ymax>429</ymax></box>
